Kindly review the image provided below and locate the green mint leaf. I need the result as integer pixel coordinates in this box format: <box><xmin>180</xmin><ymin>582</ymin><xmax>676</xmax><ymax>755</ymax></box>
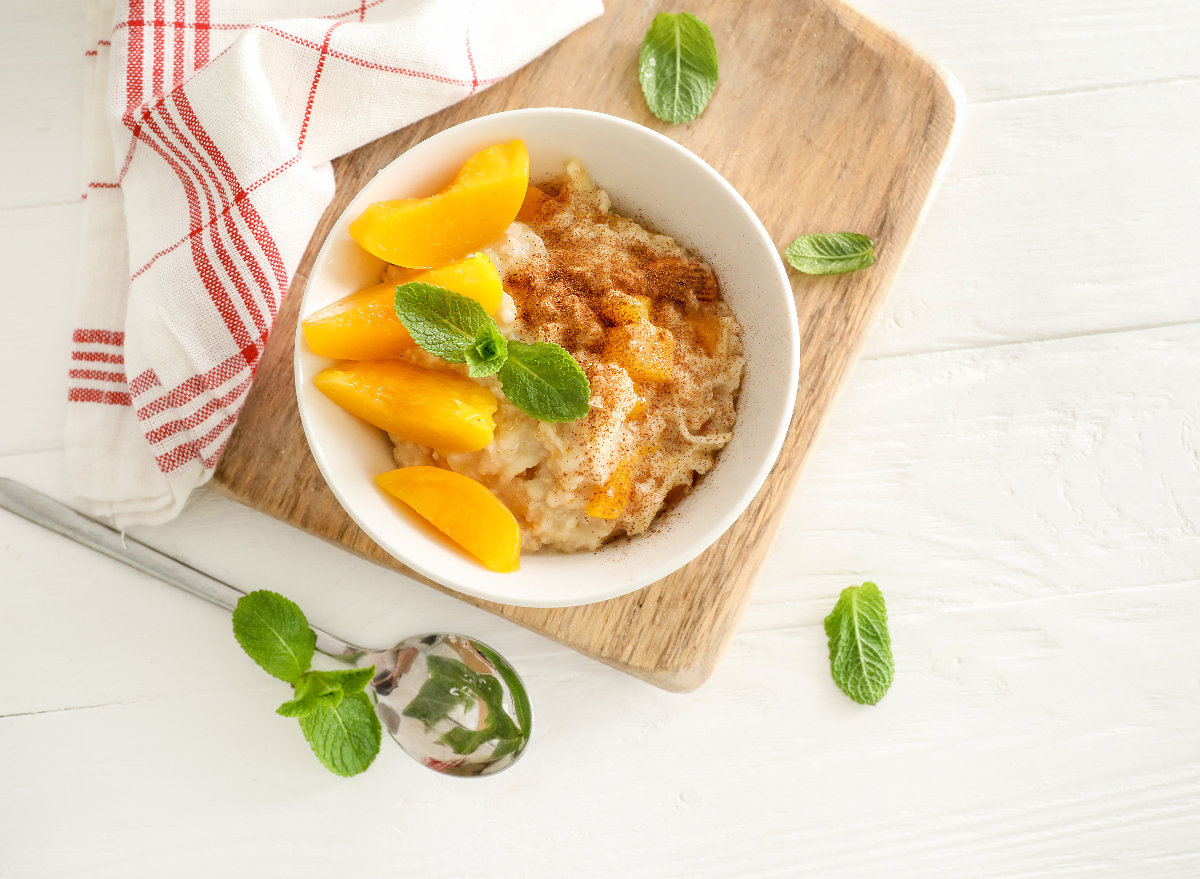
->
<box><xmin>393</xmin><ymin>282</ymin><xmax>495</xmax><ymax>363</ymax></box>
<box><xmin>298</xmin><ymin>690</ymin><xmax>382</xmax><ymax>777</ymax></box>
<box><xmin>231</xmin><ymin>593</ymin><xmax>382</xmax><ymax>777</ymax></box>
<box><xmin>392</xmin><ymin>281</ymin><xmax>591</xmax><ymax>423</ymax></box>
<box><xmin>276</xmin><ymin>666</ymin><xmax>377</xmax><ymax>718</ymax></box>
<box><xmin>231</xmin><ymin>590</ymin><xmax>314</xmax><ymax>684</ymax></box>
<box><xmin>498</xmin><ymin>340</ymin><xmax>591</xmax><ymax>422</ymax></box>
<box><xmin>276</xmin><ymin>692</ymin><xmax>329</xmax><ymax>718</ymax></box>
<box><xmin>465</xmin><ymin>323</ymin><xmax>508</xmax><ymax>377</ymax></box>
<box><xmin>824</xmin><ymin>582</ymin><xmax>894</xmax><ymax>705</ymax></box>
<box><xmin>314</xmin><ymin>666</ymin><xmax>375</xmax><ymax>696</ymax></box>
<box><xmin>639</xmin><ymin>12</ymin><xmax>719</xmax><ymax>124</ymax></box>
<box><xmin>278</xmin><ymin>672</ymin><xmax>342</xmax><ymax>718</ymax></box>
<box><xmin>276</xmin><ymin>676</ymin><xmax>341</xmax><ymax>718</ymax></box>
<box><xmin>785</xmin><ymin>233</ymin><xmax>876</xmax><ymax>275</ymax></box>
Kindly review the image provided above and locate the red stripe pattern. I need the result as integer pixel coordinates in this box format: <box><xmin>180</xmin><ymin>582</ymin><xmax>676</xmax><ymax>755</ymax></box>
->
<box><xmin>297</xmin><ymin>22</ymin><xmax>345</xmax><ymax>150</ymax></box>
<box><xmin>72</xmin><ymin>351</ymin><xmax>125</xmax><ymax>364</ymax></box>
<box><xmin>68</xmin><ymin>329</ymin><xmax>130</xmax><ymax>408</ymax></box>
<box><xmin>73</xmin><ymin>329</ymin><xmax>125</xmax><ymax>346</ymax></box>
<box><xmin>69</xmin><ymin>388</ymin><xmax>134</xmax><ymax>407</ymax></box>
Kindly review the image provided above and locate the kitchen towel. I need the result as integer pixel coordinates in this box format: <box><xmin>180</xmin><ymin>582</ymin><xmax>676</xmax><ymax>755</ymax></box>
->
<box><xmin>68</xmin><ymin>0</ymin><xmax>602</xmax><ymax>527</ymax></box>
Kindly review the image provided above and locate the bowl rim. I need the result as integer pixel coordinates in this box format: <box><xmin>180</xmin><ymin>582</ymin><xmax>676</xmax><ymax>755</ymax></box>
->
<box><xmin>294</xmin><ymin>107</ymin><xmax>799</xmax><ymax>607</ymax></box>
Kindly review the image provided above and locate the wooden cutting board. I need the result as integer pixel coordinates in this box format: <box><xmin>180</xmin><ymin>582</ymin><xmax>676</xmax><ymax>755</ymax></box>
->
<box><xmin>211</xmin><ymin>0</ymin><xmax>961</xmax><ymax>692</ymax></box>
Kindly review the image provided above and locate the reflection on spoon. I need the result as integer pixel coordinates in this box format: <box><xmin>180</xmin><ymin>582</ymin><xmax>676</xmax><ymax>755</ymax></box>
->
<box><xmin>365</xmin><ymin>633</ymin><xmax>531</xmax><ymax>777</ymax></box>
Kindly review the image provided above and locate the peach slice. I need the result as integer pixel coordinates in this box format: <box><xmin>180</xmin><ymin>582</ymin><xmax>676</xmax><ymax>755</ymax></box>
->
<box><xmin>597</xmin><ymin>293</ymin><xmax>652</xmax><ymax>326</ymax></box>
<box><xmin>314</xmin><ymin>360</ymin><xmax>497</xmax><ymax>453</ymax></box>
<box><xmin>349</xmin><ymin>140</ymin><xmax>530</xmax><ymax>269</ymax></box>
<box><xmin>587</xmin><ymin>440</ymin><xmax>663</xmax><ymax>519</ymax></box>
<box><xmin>625</xmin><ymin>395</ymin><xmax>648</xmax><ymax>422</ymax></box>
<box><xmin>586</xmin><ymin>453</ymin><xmax>638</xmax><ymax>520</ymax></box>
<box><xmin>601</xmin><ymin>321</ymin><xmax>676</xmax><ymax>384</ymax></box>
<box><xmin>690</xmin><ymin>312</ymin><xmax>723</xmax><ymax>357</ymax></box>
<box><xmin>301</xmin><ymin>254</ymin><xmax>503</xmax><ymax>360</ymax></box>
<box><xmin>515</xmin><ymin>184</ymin><xmax>549</xmax><ymax>222</ymax></box>
<box><xmin>376</xmin><ymin>466</ymin><xmax>521</xmax><ymax>573</ymax></box>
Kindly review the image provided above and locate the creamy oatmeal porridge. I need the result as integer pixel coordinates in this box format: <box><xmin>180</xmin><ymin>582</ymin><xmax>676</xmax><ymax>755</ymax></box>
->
<box><xmin>381</xmin><ymin>161</ymin><xmax>745</xmax><ymax>553</ymax></box>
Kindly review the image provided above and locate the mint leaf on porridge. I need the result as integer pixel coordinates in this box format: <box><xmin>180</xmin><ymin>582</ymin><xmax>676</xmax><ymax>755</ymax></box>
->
<box><xmin>466</xmin><ymin>323</ymin><xmax>508</xmax><ymax>378</ymax></box>
<box><xmin>498</xmin><ymin>340</ymin><xmax>592</xmax><ymax>422</ymax></box>
<box><xmin>785</xmin><ymin>233</ymin><xmax>876</xmax><ymax>276</ymax></box>
<box><xmin>392</xmin><ymin>282</ymin><xmax>590</xmax><ymax>422</ymax></box>
<box><xmin>824</xmin><ymin>582</ymin><xmax>894</xmax><ymax>705</ymax></box>
<box><xmin>393</xmin><ymin>281</ymin><xmax>495</xmax><ymax>363</ymax></box>
<box><xmin>639</xmin><ymin>12</ymin><xmax>719</xmax><ymax>125</ymax></box>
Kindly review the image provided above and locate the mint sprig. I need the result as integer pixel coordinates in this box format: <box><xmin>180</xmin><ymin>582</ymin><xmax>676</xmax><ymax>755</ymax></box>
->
<box><xmin>638</xmin><ymin>12</ymin><xmax>719</xmax><ymax>125</ymax></box>
<box><xmin>275</xmin><ymin>667</ymin><xmax>374</xmax><ymax>717</ymax></box>
<box><xmin>824</xmin><ymin>582</ymin><xmax>894</xmax><ymax>705</ymax></box>
<box><xmin>232</xmin><ymin>591</ymin><xmax>381</xmax><ymax>777</ymax></box>
<box><xmin>467</xmin><ymin>323</ymin><xmax>508</xmax><ymax>378</ymax></box>
<box><xmin>785</xmin><ymin>233</ymin><xmax>876</xmax><ymax>275</ymax></box>
<box><xmin>393</xmin><ymin>281</ymin><xmax>505</xmax><ymax>375</ymax></box>
<box><xmin>393</xmin><ymin>282</ymin><xmax>590</xmax><ymax>422</ymax></box>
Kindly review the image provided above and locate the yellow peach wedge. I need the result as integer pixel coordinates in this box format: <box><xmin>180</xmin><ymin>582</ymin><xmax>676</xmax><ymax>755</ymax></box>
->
<box><xmin>301</xmin><ymin>254</ymin><xmax>503</xmax><ymax>360</ymax></box>
<box><xmin>515</xmin><ymin>184</ymin><xmax>549</xmax><ymax>222</ymax></box>
<box><xmin>586</xmin><ymin>454</ymin><xmax>637</xmax><ymax>520</ymax></box>
<box><xmin>597</xmin><ymin>293</ymin><xmax>652</xmax><ymax>326</ymax></box>
<box><xmin>313</xmin><ymin>360</ymin><xmax>497</xmax><ymax>453</ymax></box>
<box><xmin>349</xmin><ymin>140</ymin><xmax>530</xmax><ymax>269</ymax></box>
<box><xmin>376</xmin><ymin>467</ymin><xmax>521</xmax><ymax>573</ymax></box>
<box><xmin>601</xmin><ymin>321</ymin><xmax>676</xmax><ymax>385</ymax></box>
<box><xmin>587</xmin><ymin>444</ymin><xmax>657</xmax><ymax>520</ymax></box>
<box><xmin>690</xmin><ymin>312</ymin><xmax>723</xmax><ymax>357</ymax></box>
<box><xmin>625</xmin><ymin>395</ymin><xmax>648</xmax><ymax>422</ymax></box>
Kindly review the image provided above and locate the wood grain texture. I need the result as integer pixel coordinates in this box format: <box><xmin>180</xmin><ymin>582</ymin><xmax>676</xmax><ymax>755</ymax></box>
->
<box><xmin>211</xmin><ymin>0</ymin><xmax>961</xmax><ymax>691</ymax></box>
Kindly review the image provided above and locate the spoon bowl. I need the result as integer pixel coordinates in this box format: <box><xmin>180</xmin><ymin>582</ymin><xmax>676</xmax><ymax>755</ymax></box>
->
<box><xmin>365</xmin><ymin>633</ymin><xmax>531</xmax><ymax>777</ymax></box>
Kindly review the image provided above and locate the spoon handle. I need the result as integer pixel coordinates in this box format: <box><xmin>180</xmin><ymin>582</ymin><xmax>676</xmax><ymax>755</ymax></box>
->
<box><xmin>0</xmin><ymin>478</ymin><xmax>364</xmax><ymax>661</ymax></box>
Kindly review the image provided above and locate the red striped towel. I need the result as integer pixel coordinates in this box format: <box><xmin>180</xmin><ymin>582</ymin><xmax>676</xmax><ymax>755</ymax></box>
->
<box><xmin>68</xmin><ymin>0</ymin><xmax>602</xmax><ymax>526</ymax></box>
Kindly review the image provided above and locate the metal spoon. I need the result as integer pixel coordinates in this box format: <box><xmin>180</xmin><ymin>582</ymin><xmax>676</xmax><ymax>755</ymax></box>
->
<box><xmin>0</xmin><ymin>478</ymin><xmax>531</xmax><ymax>777</ymax></box>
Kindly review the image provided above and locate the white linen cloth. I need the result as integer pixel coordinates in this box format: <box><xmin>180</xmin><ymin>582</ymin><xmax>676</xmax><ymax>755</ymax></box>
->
<box><xmin>68</xmin><ymin>0</ymin><xmax>602</xmax><ymax>526</ymax></box>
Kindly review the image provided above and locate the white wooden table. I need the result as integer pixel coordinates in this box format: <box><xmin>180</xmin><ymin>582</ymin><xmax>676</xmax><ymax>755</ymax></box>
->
<box><xmin>3</xmin><ymin>1</ymin><xmax>1198</xmax><ymax>875</ymax></box>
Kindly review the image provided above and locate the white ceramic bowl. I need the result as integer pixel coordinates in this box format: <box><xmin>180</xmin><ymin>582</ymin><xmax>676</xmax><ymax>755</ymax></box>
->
<box><xmin>296</xmin><ymin>108</ymin><xmax>798</xmax><ymax>608</ymax></box>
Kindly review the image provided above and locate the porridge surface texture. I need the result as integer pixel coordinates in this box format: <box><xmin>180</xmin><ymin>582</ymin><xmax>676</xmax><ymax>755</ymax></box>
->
<box><xmin>387</xmin><ymin>161</ymin><xmax>745</xmax><ymax>552</ymax></box>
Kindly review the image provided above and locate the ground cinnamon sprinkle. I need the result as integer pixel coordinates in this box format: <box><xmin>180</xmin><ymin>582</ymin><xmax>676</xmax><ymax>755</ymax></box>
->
<box><xmin>505</xmin><ymin>164</ymin><xmax>743</xmax><ymax>536</ymax></box>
